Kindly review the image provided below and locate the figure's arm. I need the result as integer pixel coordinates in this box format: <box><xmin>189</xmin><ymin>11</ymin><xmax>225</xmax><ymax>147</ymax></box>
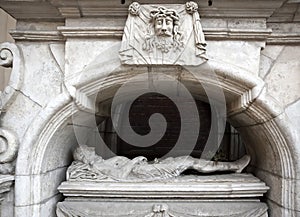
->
<box><xmin>118</xmin><ymin>156</ymin><xmax>147</xmax><ymax>179</ymax></box>
<box><xmin>192</xmin><ymin>155</ymin><xmax>251</xmax><ymax>173</ymax></box>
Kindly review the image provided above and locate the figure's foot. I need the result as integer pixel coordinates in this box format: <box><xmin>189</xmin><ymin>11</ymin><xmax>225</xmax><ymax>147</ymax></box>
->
<box><xmin>235</xmin><ymin>155</ymin><xmax>251</xmax><ymax>173</ymax></box>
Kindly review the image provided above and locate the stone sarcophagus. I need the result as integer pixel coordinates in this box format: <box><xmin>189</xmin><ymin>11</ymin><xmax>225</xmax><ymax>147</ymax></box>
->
<box><xmin>56</xmin><ymin>145</ymin><xmax>269</xmax><ymax>217</ymax></box>
<box><xmin>57</xmin><ymin>175</ymin><xmax>269</xmax><ymax>217</ymax></box>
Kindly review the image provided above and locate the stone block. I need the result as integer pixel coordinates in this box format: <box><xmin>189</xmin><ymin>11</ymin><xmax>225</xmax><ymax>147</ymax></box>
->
<box><xmin>207</xmin><ymin>40</ymin><xmax>261</xmax><ymax>75</ymax></box>
<box><xmin>261</xmin><ymin>45</ymin><xmax>284</xmax><ymax>60</ymax></box>
<box><xmin>65</xmin><ymin>39</ymin><xmax>120</xmax><ymax>80</ymax></box>
<box><xmin>265</xmin><ymin>46</ymin><xmax>300</xmax><ymax>107</ymax></box>
<box><xmin>259</xmin><ymin>54</ymin><xmax>274</xmax><ymax>79</ymax></box>
<box><xmin>19</xmin><ymin>43</ymin><xmax>63</xmax><ymax>107</ymax></box>
<box><xmin>0</xmin><ymin>93</ymin><xmax>41</xmax><ymax>139</ymax></box>
<box><xmin>40</xmin><ymin>125</ymin><xmax>77</xmax><ymax>173</ymax></box>
<box><xmin>15</xmin><ymin>167</ymin><xmax>66</xmax><ymax>207</ymax></box>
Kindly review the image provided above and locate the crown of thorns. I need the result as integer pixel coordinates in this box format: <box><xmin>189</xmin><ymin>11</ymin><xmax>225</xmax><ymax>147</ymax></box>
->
<box><xmin>150</xmin><ymin>6</ymin><xmax>180</xmax><ymax>22</ymax></box>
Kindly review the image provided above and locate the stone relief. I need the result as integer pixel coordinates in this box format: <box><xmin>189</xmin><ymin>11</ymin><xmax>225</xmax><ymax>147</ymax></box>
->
<box><xmin>66</xmin><ymin>145</ymin><xmax>250</xmax><ymax>182</ymax></box>
<box><xmin>142</xmin><ymin>6</ymin><xmax>184</xmax><ymax>53</ymax></box>
<box><xmin>0</xmin><ymin>42</ymin><xmax>24</xmax><ymax>114</ymax></box>
<box><xmin>145</xmin><ymin>204</ymin><xmax>175</xmax><ymax>217</ymax></box>
<box><xmin>119</xmin><ymin>1</ymin><xmax>207</xmax><ymax>65</ymax></box>
<box><xmin>57</xmin><ymin>201</ymin><xmax>268</xmax><ymax>217</ymax></box>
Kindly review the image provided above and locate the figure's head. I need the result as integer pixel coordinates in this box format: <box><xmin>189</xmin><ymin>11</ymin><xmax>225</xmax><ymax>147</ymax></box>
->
<box><xmin>73</xmin><ymin>145</ymin><xmax>102</xmax><ymax>164</ymax></box>
<box><xmin>150</xmin><ymin>7</ymin><xmax>179</xmax><ymax>37</ymax></box>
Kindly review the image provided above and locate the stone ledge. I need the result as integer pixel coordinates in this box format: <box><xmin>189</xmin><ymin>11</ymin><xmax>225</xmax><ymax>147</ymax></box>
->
<box><xmin>10</xmin><ymin>30</ymin><xmax>64</xmax><ymax>41</ymax></box>
<box><xmin>267</xmin><ymin>33</ymin><xmax>300</xmax><ymax>44</ymax></box>
<box><xmin>58</xmin><ymin>173</ymin><xmax>269</xmax><ymax>199</ymax></box>
<box><xmin>10</xmin><ymin>27</ymin><xmax>273</xmax><ymax>41</ymax></box>
<box><xmin>12</xmin><ymin>27</ymin><xmax>300</xmax><ymax>44</ymax></box>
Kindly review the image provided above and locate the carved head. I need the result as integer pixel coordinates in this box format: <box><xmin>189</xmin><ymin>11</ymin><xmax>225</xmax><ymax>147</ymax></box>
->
<box><xmin>150</xmin><ymin>7</ymin><xmax>179</xmax><ymax>38</ymax></box>
<box><xmin>73</xmin><ymin>145</ymin><xmax>102</xmax><ymax>165</ymax></box>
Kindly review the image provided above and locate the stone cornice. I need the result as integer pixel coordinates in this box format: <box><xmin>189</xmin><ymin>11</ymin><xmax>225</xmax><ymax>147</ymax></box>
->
<box><xmin>204</xmin><ymin>28</ymin><xmax>272</xmax><ymax>41</ymax></box>
<box><xmin>57</xmin><ymin>26</ymin><xmax>123</xmax><ymax>38</ymax></box>
<box><xmin>11</xmin><ymin>27</ymin><xmax>273</xmax><ymax>41</ymax></box>
<box><xmin>267</xmin><ymin>33</ymin><xmax>300</xmax><ymax>44</ymax></box>
<box><xmin>0</xmin><ymin>0</ymin><xmax>285</xmax><ymax>20</ymax></box>
<box><xmin>12</xmin><ymin>27</ymin><xmax>300</xmax><ymax>44</ymax></box>
<box><xmin>58</xmin><ymin>8</ymin><xmax>276</xmax><ymax>19</ymax></box>
<box><xmin>10</xmin><ymin>30</ymin><xmax>64</xmax><ymax>41</ymax></box>
<box><xmin>58</xmin><ymin>174</ymin><xmax>269</xmax><ymax>199</ymax></box>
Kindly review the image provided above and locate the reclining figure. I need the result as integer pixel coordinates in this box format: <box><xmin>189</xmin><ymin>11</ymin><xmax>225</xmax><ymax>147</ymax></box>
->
<box><xmin>67</xmin><ymin>145</ymin><xmax>250</xmax><ymax>181</ymax></box>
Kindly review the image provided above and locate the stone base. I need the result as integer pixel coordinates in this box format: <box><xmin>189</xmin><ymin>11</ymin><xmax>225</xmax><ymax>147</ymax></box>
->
<box><xmin>57</xmin><ymin>174</ymin><xmax>269</xmax><ymax>217</ymax></box>
<box><xmin>57</xmin><ymin>200</ymin><xmax>268</xmax><ymax>217</ymax></box>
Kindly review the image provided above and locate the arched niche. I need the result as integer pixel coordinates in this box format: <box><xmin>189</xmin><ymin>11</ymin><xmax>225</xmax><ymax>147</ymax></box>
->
<box><xmin>14</xmin><ymin>61</ymin><xmax>296</xmax><ymax>217</ymax></box>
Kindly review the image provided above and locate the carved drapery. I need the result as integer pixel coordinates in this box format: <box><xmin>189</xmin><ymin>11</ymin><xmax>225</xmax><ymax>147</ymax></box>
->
<box><xmin>119</xmin><ymin>1</ymin><xmax>207</xmax><ymax>65</ymax></box>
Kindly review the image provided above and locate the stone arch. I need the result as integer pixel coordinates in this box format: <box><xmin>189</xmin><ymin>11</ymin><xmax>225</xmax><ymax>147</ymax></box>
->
<box><xmin>14</xmin><ymin>60</ymin><xmax>296</xmax><ymax>217</ymax></box>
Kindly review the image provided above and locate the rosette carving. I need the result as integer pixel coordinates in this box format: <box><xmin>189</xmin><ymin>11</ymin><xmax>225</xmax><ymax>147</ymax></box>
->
<box><xmin>0</xmin><ymin>42</ymin><xmax>24</xmax><ymax>113</ymax></box>
<box><xmin>185</xmin><ymin>1</ymin><xmax>198</xmax><ymax>14</ymax></box>
<box><xmin>129</xmin><ymin>2</ymin><xmax>141</xmax><ymax>16</ymax></box>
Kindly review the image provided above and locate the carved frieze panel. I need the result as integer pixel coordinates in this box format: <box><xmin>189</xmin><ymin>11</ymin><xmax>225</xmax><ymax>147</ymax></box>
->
<box><xmin>119</xmin><ymin>1</ymin><xmax>207</xmax><ymax>65</ymax></box>
<box><xmin>56</xmin><ymin>201</ymin><xmax>268</xmax><ymax>217</ymax></box>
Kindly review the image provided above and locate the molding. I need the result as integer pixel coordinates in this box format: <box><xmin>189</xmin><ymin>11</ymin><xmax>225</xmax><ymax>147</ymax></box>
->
<box><xmin>267</xmin><ymin>33</ymin><xmax>300</xmax><ymax>44</ymax></box>
<box><xmin>79</xmin><ymin>7</ymin><xmax>128</xmax><ymax>18</ymax></box>
<box><xmin>204</xmin><ymin>28</ymin><xmax>272</xmax><ymax>40</ymax></box>
<box><xmin>10</xmin><ymin>30</ymin><xmax>65</xmax><ymax>42</ymax></box>
<box><xmin>78</xmin><ymin>8</ymin><xmax>275</xmax><ymax>19</ymax></box>
<box><xmin>199</xmin><ymin>8</ymin><xmax>276</xmax><ymax>18</ymax></box>
<box><xmin>11</xmin><ymin>27</ymin><xmax>300</xmax><ymax>44</ymax></box>
<box><xmin>0</xmin><ymin>0</ymin><xmax>284</xmax><ymax>20</ymax></box>
<box><xmin>57</xmin><ymin>26</ymin><xmax>123</xmax><ymax>38</ymax></box>
<box><xmin>58</xmin><ymin>174</ymin><xmax>269</xmax><ymax>199</ymax></box>
<box><xmin>57</xmin><ymin>26</ymin><xmax>272</xmax><ymax>41</ymax></box>
<box><xmin>58</xmin><ymin>7</ymin><xmax>81</xmax><ymax>18</ymax></box>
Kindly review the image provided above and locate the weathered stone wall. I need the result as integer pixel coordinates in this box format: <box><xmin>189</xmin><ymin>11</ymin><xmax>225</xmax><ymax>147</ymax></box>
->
<box><xmin>0</xmin><ymin>0</ymin><xmax>299</xmax><ymax>216</ymax></box>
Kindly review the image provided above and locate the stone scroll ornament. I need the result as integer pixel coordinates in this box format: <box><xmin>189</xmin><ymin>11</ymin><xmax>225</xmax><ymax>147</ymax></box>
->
<box><xmin>0</xmin><ymin>128</ymin><xmax>19</xmax><ymax>174</ymax></box>
<box><xmin>119</xmin><ymin>1</ymin><xmax>207</xmax><ymax>65</ymax></box>
<box><xmin>0</xmin><ymin>42</ymin><xmax>24</xmax><ymax>114</ymax></box>
<box><xmin>0</xmin><ymin>43</ymin><xmax>22</xmax><ymax>174</ymax></box>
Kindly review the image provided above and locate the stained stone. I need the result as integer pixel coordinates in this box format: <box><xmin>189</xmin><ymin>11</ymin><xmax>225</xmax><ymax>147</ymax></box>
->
<box><xmin>0</xmin><ymin>0</ymin><xmax>299</xmax><ymax>216</ymax></box>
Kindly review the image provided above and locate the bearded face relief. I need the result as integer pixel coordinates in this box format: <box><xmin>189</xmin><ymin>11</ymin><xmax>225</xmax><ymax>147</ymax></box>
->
<box><xmin>143</xmin><ymin>6</ymin><xmax>184</xmax><ymax>53</ymax></box>
<box><xmin>154</xmin><ymin>15</ymin><xmax>173</xmax><ymax>37</ymax></box>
